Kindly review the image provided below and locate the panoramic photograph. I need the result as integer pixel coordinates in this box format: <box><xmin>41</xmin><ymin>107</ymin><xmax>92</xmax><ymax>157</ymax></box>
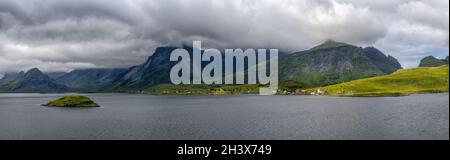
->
<box><xmin>0</xmin><ymin>0</ymin><xmax>448</xmax><ymax>142</ymax></box>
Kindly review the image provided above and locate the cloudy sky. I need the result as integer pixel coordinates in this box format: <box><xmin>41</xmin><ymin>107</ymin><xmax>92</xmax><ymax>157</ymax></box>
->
<box><xmin>0</xmin><ymin>0</ymin><xmax>448</xmax><ymax>75</ymax></box>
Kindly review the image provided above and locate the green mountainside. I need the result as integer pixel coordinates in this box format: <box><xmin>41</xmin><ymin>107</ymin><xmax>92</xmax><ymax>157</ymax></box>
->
<box><xmin>279</xmin><ymin>40</ymin><xmax>402</xmax><ymax>87</ymax></box>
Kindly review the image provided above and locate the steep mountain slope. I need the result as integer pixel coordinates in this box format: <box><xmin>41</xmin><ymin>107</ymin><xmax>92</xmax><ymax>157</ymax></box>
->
<box><xmin>419</xmin><ymin>56</ymin><xmax>449</xmax><ymax>67</ymax></box>
<box><xmin>363</xmin><ymin>47</ymin><xmax>402</xmax><ymax>74</ymax></box>
<box><xmin>56</xmin><ymin>68</ymin><xmax>126</xmax><ymax>91</ymax></box>
<box><xmin>279</xmin><ymin>40</ymin><xmax>402</xmax><ymax>86</ymax></box>
<box><xmin>112</xmin><ymin>47</ymin><xmax>179</xmax><ymax>90</ymax></box>
<box><xmin>0</xmin><ymin>68</ymin><xmax>68</xmax><ymax>93</ymax></box>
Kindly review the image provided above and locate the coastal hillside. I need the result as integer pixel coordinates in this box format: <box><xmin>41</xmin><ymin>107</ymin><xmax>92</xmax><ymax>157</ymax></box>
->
<box><xmin>279</xmin><ymin>40</ymin><xmax>402</xmax><ymax>87</ymax></box>
<box><xmin>313</xmin><ymin>65</ymin><xmax>449</xmax><ymax>96</ymax></box>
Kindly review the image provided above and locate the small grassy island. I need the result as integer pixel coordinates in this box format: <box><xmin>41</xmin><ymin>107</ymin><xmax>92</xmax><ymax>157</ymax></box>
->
<box><xmin>43</xmin><ymin>95</ymin><xmax>100</xmax><ymax>107</ymax></box>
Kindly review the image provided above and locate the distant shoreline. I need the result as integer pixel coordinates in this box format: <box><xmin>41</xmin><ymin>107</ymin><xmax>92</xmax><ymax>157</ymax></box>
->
<box><xmin>0</xmin><ymin>91</ymin><xmax>448</xmax><ymax>98</ymax></box>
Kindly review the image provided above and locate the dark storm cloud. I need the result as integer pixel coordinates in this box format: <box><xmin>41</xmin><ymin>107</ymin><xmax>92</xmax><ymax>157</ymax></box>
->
<box><xmin>0</xmin><ymin>0</ymin><xmax>448</xmax><ymax>74</ymax></box>
<box><xmin>0</xmin><ymin>0</ymin><xmax>33</xmax><ymax>28</ymax></box>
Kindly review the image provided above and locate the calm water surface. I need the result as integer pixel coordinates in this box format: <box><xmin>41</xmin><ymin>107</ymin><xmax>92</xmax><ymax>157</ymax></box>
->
<box><xmin>0</xmin><ymin>93</ymin><xmax>448</xmax><ymax>140</ymax></box>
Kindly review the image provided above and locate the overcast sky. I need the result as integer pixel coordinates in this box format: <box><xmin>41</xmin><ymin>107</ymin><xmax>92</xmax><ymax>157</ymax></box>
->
<box><xmin>0</xmin><ymin>0</ymin><xmax>448</xmax><ymax>75</ymax></box>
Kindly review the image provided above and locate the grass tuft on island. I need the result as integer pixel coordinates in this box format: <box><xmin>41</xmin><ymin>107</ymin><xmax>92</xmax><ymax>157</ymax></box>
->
<box><xmin>42</xmin><ymin>95</ymin><xmax>100</xmax><ymax>107</ymax></box>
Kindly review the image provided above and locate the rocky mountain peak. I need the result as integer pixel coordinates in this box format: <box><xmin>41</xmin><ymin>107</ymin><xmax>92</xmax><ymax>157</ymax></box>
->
<box><xmin>310</xmin><ymin>39</ymin><xmax>352</xmax><ymax>51</ymax></box>
<box><xmin>24</xmin><ymin>68</ymin><xmax>45</xmax><ymax>77</ymax></box>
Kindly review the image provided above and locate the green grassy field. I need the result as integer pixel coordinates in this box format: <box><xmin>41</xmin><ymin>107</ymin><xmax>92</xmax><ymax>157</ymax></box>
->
<box><xmin>310</xmin><ymin>65</ymin><xmax>449</xmax><ymax>96</ymax></box>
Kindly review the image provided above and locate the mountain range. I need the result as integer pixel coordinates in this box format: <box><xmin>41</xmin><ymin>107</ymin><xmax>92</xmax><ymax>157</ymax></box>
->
<box><xmin>0</xmin><ymin>40</ymin><xmax>405</xmax><ymax>93</ymax></box>
<box><xmin>0</xmin><ymin>68</ymin><xmax>68</xmax><ymax>93</ymax></box>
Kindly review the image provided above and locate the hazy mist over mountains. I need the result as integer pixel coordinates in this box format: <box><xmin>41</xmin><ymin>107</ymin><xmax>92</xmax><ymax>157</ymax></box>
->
<box><xmin>0</xmin><ymin>0</ymin><xmax>448</xmax><ymax>75</ymax></box>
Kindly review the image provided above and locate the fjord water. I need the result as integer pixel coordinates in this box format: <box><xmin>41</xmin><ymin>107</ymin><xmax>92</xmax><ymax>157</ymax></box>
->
<box><xmin>0</xmin><ymin>93</ymin><xmax>448</xmax><ymax>140</ymax></box>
